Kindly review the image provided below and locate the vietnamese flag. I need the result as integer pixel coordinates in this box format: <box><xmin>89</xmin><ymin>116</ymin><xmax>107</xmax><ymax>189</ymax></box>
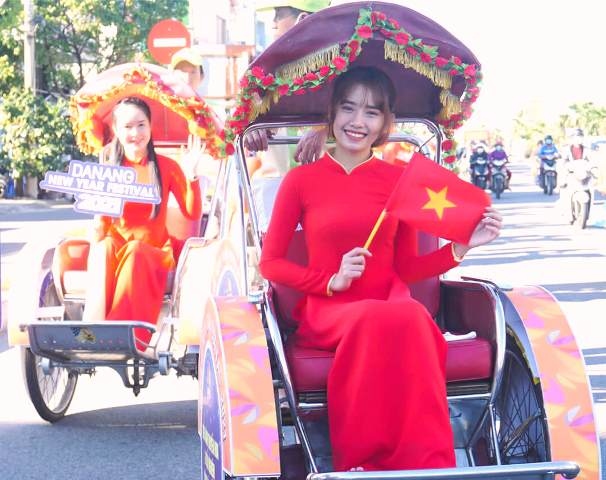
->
<box><xmin>372</xmin><ymin>152</ymin><xmax>490</xmax><ymax>245</ymax></box>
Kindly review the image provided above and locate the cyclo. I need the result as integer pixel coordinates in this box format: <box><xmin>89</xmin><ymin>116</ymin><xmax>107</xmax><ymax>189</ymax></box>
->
<box><xmin>195</xmin><ymin>3</ymin><xmax>599</xmax><ymax>480</ymax></box>
<box><xmin>8</xmin><ymin>2</ymin><xmax>601</xmax><ymax>480</ymax></box>
<box><xmin>8</xmin><ymin>61</ymin><xmax>224</xmax><ymax>418</ymax></box>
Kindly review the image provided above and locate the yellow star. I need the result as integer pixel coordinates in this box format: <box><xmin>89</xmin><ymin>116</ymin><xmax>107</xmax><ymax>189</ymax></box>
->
<box><xmin>422</xmin><ymin>186</ymin><xmax>456</xmax><ymax>220</ymax></box>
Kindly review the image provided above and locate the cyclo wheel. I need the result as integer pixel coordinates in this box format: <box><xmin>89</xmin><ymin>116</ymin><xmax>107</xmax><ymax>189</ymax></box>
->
<box><xmin>493</xmin><ymin>345</ymin><xmax>549</xmax><ymax>464</ymax></box>
<box><xmin>23</xmin><ymin>271</ymin><xmax>78</xmax><ymax>423</ymax></box>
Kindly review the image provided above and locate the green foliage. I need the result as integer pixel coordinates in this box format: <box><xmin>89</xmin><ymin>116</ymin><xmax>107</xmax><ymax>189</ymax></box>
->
<box><xmin>35</xmin><ymin>0</ymin><xmax>189</xmax><ymax>93</ymax></box>
<box><xmin>0</xmin><ymin>0</ymin><xmax>24</xmax><ymax>93</ymax></box>
<box><xmin>559</xmin><ymin>102</ymin><xmax>606</xmax><ymax>136</ymax></box>
<box><xmin>0</xmin><ymin>87</ymin><xmax>75</xmax><ymax>177</ymax></box>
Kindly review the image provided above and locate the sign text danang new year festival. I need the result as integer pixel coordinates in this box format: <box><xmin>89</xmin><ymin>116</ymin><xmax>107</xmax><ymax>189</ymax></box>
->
<box><xmin>40</xmin><ymin>160</ymin><xmax>161</xmax><ymax>216</ymax></box>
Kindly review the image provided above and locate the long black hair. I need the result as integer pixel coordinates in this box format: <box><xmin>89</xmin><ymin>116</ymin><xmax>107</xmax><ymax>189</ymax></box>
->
<box><xmin>102</xmin><ymin>96</ymin><xmax>163</xmax><ymax>219</ymax></box>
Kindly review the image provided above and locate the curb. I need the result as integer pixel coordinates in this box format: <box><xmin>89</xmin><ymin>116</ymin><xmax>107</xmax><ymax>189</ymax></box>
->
<box><xmin>0</xmin><ymin>198</ymin><xmax>72</xmax><ymax>215</ymax></box>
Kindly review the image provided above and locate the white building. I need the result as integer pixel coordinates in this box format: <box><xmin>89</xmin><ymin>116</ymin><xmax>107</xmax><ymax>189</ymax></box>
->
<box><xmin>187</xmin><ymin>0</ymin><xmax>272</xmax><ymax>110</ymax></box>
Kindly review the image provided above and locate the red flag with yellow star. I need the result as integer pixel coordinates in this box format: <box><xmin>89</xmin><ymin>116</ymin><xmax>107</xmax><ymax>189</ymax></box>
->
<box><xmin>384</xmin><ymin>152</ymin><xmax>490</xmax><ymax>244</ymax></box>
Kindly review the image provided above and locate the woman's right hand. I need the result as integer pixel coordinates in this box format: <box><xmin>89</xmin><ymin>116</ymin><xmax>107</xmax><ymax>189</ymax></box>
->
<box><xmin>329</xmin><ymin>247</ymin><xmax>372</xmax><ymax>293</ymax></box>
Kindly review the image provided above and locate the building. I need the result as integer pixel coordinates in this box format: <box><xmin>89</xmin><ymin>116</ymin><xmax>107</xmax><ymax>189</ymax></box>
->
<box><xmin>187</xmin><ymin>0</ymin><xmax>271</xmax><ymax>112</ymax></box>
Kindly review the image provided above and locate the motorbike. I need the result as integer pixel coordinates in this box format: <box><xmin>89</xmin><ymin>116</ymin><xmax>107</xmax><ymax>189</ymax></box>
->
<box><xmin>539</xmin><ymin>153</ymin><xmax>558</xmax><ymax>195</ymax></box>
<box><xmin>470</xmin><ymin>157</ymin><xmax>489</xmax><ymax>189</ymax></box>
<box><xmin>0</xmin><ymin>172</ymin><xmax>6</xmax><ymax>198</ymax></box>
<box><xmin>562</xmin><ymin>160</ymin><xmax>598</xmax><ymax>229</ymax></box>
<box><xmin>489</xmin><ymin>158</ymin><xmax>507</xmax><ymax>199</ymax></box>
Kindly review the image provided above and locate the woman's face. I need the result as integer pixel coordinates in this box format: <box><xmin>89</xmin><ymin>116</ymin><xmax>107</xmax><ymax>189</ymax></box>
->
<box><xmin>113</xmin><ymin>103</ymin><xmax>151</xmax><ymax>162</ymax></box>
<box><xmin>332</xmin><ymin>85</ymin><xmax>386</xmax><ymax>157</ymax></box>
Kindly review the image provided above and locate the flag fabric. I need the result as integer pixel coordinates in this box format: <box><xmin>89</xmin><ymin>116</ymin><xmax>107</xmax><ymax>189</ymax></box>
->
<box><xmin>384</xmin><ymin>152</ymin><xmax>491</xmax><ymax>244</ymax></box>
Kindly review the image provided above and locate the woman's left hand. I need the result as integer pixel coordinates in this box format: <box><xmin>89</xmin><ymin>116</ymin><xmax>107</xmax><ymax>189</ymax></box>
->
<box><xmin>453</xmin><ymin>207</ymin><xmax>502</xmax><ymax>257</ymax></box>
<box><xmin>180</xmin><ymin>134</ymin><xmax>207</xmax><ymax>181</ymax></box>
<box><xmin>467</xmin><ymin>206</ymin><xmax>502</xmax><ymax>247</ymax></box>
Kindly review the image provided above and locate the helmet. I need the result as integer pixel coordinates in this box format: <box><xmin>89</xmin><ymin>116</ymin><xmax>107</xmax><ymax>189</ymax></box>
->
<box><xmin>544</xmin><ymin>135</ymin><xmax>553</xmax><ymax>142</ymax></box>
<box><xmin>573</xmin><ymin>128</ymin><xmax>584</xmax><ymax>137</ymax></box>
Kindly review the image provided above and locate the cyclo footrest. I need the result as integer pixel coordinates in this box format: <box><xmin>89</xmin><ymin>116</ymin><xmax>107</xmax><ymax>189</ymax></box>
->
<box><xmin>24</xmin><ymin>320</ymin><xmax>157</xmax><ymax>364</ymax></box>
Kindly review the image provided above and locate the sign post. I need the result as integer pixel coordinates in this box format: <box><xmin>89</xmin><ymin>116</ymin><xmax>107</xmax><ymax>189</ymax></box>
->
<box><xmin>147</xmin><ymin>19</ymin><xmax>191</xmax><ymax>65</ymax></box>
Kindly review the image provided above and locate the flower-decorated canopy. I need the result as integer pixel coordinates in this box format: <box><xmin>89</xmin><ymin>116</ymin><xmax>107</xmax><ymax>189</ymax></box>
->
<box><xmin>223</xmin><ymin>1</ymin><xmax>482</xmax><ymax>160</ymax></box>
<box><xmin>70</xmin><ymin>62</ymin><xmax>224</xmax><ymax>159</ymax></box>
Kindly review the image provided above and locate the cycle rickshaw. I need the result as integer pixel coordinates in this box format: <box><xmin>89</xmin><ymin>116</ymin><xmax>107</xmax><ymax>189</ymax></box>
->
<box><xmin>8</xmin><ymin>61</ymin><xmax>225</xmax><ymax>418</ymax></box>
<box><xmin>195</xmin><ymin>2</ymin><xmax>599</xmax><ymax>480</ymax></box>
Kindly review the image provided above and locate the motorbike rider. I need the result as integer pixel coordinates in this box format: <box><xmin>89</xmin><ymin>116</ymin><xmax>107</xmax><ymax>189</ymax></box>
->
<box><xmin>563</xmin><ymin>128</ymin><xmax>588</xmax><ymax>162</ymax></box>
<box><xmin>488</xmin><ymin>142</ymin><xmax>512</xmax><ymax>189</ymax></box>
<box><xmin>469</xmin><ymin>143</ymin><xmax>489</xmax><ymax>185</ymax></box>
<box><xmin>559</xmin><ymin>128</ymin><xmax>596</xmax><ymax>224</ymax></box>
<box><xmin>537</xmin><ymin>135</ymin><xmax>560</xmax><ymax>187</ymax></box>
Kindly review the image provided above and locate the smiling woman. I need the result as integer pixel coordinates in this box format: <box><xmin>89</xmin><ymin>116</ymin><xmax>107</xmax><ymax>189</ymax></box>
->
<box><xmin>83</xmin><ymin>96</ymin><xmax>203</xmax><ymax>348</ymax></box>
<box><xmin>258</xmin><ymin>65</ymin><xmax>502</xmax><ymax>471</ymax></box>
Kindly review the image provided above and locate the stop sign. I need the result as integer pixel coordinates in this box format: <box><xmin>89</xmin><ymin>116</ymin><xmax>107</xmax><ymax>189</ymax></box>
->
<box><xmin>147</xmin><ymin>19</ymin><xmax>191</xmax><ymax>65</ymax></box>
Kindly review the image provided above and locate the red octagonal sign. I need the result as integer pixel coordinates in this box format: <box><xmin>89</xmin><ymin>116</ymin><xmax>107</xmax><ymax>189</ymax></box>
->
<box><xmin>147</xmin><ymin>19</ymin><xmax>191</xmax><ymax>65</ymax></box>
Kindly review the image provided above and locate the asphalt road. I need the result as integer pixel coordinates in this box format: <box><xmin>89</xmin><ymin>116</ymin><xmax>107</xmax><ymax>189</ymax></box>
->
<box><xmin>0</xmin><ymin>161</ymin><xmax>604</xmax><ymax>479</ymax></box>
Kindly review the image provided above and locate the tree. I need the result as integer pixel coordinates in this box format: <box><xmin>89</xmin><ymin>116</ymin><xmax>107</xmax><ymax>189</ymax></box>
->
<box><xmin>34</xmin><ymin>0</ymin><xmax>189</xmax><ymax>94</ymax></box>
<box><xmin>0</xmin><ymin>87</ymin><xmax>74</xmax><ymax>180</ymax></box>
<box><xmin>0</xmin><ymin>0</ymin><xmax>24</xmax><ymax>93</ymax></box>
<box><xmin>559</xmin><ymin>102</ymin><xmax>606</xmax><ymax>136</ymax></box>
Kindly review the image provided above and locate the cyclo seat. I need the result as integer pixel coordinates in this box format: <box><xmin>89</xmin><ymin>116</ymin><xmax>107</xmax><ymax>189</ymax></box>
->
<box><xmin>269</xmin><ymin>229</ymin><xmax>495</xmax><ymax>395</ymax></box>
<box><xmin>52</xmin><ymin>185</ymin><xmax>204</xmax><ymax>302</ymax></box>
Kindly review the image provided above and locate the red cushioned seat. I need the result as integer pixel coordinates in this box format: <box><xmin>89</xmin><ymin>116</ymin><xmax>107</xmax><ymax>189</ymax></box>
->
<box><xmin>285</xmin><ymin>337</ymin><xmax>494</xmax><ymax>393</ymax></box>
<box><xmin>271</xmin><ymin>229</ymin><xmax>495</xmax><ymax>394</ymax></box>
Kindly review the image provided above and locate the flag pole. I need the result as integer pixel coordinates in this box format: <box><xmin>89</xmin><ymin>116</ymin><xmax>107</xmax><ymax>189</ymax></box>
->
<box><xmin>363</xmin><ymin>209</ymin><xmax>387</xmax><ymax>250</ymax></box>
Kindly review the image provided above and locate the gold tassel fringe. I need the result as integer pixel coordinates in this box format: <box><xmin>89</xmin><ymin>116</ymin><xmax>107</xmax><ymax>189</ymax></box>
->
<box><xmin>439</xmin><ymin>89</ymin><xmax>462</xmax><ymax>117</ymax></box>
<box><xmin>384</xmin><ymin>42</ymin><xmax>452</xmax><ymax>90</ymax></box>
<box><xmin>276</xmin><ymin>44</ymin><xmax>341</xmax><ymax>80</ymax></box>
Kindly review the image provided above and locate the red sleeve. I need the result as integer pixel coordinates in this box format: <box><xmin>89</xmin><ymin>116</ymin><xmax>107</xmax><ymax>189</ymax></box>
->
<box><xmin>393</xmin><ymin>221</ymin><xmax>459</xmax><ymax>284</ymax></box>
<box><xmin>259</xmin><ymin>170</ymin><xmax>333</xmax><ymax>296</ymax></box>
<box><xmin>162</xmin><ymin>155</ymin><xmax>202</xmax><ymax>220</ymax></box>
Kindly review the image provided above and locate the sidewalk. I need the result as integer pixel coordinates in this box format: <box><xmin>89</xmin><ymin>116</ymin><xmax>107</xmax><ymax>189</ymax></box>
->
<box><xmin>0</xmin><ymin>197</ymin><xmax>73</xmax><ymax>215</ymax></box>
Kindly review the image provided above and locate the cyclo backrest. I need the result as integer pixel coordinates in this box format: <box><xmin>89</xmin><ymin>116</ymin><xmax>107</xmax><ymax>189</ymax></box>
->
<box><xmin>52</xmin><ymin>238</ymin><xmax>91</xmax><ymax>295</ymax></box>
<box><xmin>252</xmin><ymin>177</ymin><xmax>441</xmax><ymax>329</ymax></box>
<box><xmin>165</xmin><ymin>178</ymin><xmax>206</xmax><ymax>261</ymax></box>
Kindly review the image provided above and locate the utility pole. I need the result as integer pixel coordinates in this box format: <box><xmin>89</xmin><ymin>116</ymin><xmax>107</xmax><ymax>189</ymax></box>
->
<box><xmin>23</xmin><ymin>0</ymin><xmax>36</xmax><ymax>92</ymax></box>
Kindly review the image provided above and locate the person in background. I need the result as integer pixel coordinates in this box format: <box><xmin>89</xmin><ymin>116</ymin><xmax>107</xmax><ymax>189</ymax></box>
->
<box><xmin>564</xmin><ymin>128</ymin><xmax>588</xmax><ymax>162</ymax></box>
<box><xmin>469</xmin><ymin>142</ymin><xmax>489</xmax><ymax>185</ymax></box>
<box><xmin>83</xmin><ymin>97</ymin><xmax>202</xmax><ymax>348</ymax></box>
<box><xmin>170</xmin><ymin>47</ymin><xmax>205</xmax><ymax>94</ymax></box>
<box><xmin>537</xmin><ymin>134</ymin><xmax>560</xmax><ymax>188</ymax></box>
<box><xmin>488</xmin><ymin>142</ymin><xmax>512</xmax><ymax>189</ymax></box>
<box><xmin>244</xmin><ymin>0</ymin><xmax>330</xmax><ymax>165</ymax></box>
<box><xmin>260</xmin><ymin>66</ymin><xmax>502</xmax><ymax>471</ymax></box>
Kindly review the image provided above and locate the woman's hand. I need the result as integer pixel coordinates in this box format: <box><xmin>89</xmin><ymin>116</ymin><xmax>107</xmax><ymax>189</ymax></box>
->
<box><xmin>329</xmin><ymin>247</ymin><xmax>372</xmax><ymax>293</ymax></box>
<box><xmin>180</xmin><ymin>135</ymin><xmax>207</xmax><ymax>181</ymax></box>
<box><xmin>453</xmin><ymin>207</ymin><xmax>502</xmax><ymax>257</ymax></box>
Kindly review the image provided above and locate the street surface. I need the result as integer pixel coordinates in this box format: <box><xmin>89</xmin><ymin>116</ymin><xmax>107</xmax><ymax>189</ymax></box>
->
<box><xmin>0</xmin><ymin>161</ymin><xmax>605</xmax><ymax>479</ymax></box>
